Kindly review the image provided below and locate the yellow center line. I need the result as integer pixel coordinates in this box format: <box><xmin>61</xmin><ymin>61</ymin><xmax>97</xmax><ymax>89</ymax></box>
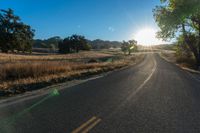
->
<box><xmin>81</xmin><ymin>118</ymin><xmax>101</xmax><ymax>133</ymax></box>
<box><xmin>71</xmin><ymin>116</ymin><xmax>97</xmax><ymax>133</ymax></box>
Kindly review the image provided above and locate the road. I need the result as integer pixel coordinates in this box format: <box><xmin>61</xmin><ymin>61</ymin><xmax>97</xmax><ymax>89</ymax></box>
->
<box><xmin>0</xmin><ymin>54</ymin><xmax>200</xmax><ymax>133</ymax></box>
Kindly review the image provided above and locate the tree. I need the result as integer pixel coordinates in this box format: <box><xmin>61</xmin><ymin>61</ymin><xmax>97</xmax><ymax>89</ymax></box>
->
<box><xmin>81</xmin><ymin>42</ymin><xmax>91</xmax><ymax>51</ymax></box>
<box><xmin>89</xmin><ymin>39</ymin><xmax>122</xmax><ymax>49</ymax></box>
<box><xmin>58</xmin><ymin>35</ymin><xmax>91</xmax><ymax>54</ymax></box>
<box><xmin>121</xmin><ymin>40</ymin><xmax>137</xmax><ymax>55</ymax></box>
<box><xmin>0</xmin><ymin>8</ymin><xmax>34</xmax><ymax>53</ymax></box>
<box><xmin>58</xmin><ymin>37</ymin><xmax>71</xmax><ymax>54</ymax></box>
<box><xmin>128</xmin><ymin>40</ymin><xmax>138</xmax><ymax>54</ymax></box>
<box><xmin>121</xmin><ymin>41</ymin><xmax>129</xmax><ymax>54</ymax></box>
<box><xmin>153</xmin><ymin>0</ymin><xmax>200</xmax><ymax>68</ymax></box>
<box><xmin>70</xmin><ymin>34</ymin><xmax>89</xmax><ymax>53</ymax></box>
<box><xmin>176</xmin><ymin>35</ymin><xmax>193</xmax><ymax>58</ymax></box>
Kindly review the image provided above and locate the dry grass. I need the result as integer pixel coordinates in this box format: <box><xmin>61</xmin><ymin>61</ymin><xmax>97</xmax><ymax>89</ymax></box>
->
<box><xmin>0</xmin><ymin>50</ymin><xmax>143</xmax><ymax>93</ymax></box>
<box><xmin>161</xmin><ymin>51</ymin><xmax>196</xmax><ymax>69</ymax></box>
<box><xmin>161</xmin><ymin>51</ymin><xmax>177</xmax><ymax>63</ymax></box>
<box><xmin>0</xmin><ymin>51</ymin><xmax>111</xmax><ymax>62</ymax></box>
<box><xmin>0</xmin><ymin>61</ymin><xmax>129</xmax><ymax>90</ymax></box>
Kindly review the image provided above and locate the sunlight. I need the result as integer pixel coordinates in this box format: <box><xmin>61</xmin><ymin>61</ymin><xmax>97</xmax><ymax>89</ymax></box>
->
<box><xmin>134</xmin><ymin>27</ymin><xmax>164</xmax><ymax>46</ymax></box>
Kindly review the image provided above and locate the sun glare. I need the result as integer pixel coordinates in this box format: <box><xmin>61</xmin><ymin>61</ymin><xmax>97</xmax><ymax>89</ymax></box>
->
<box><xmin>134</xmin><ymin>28</ymin><xmax>164</xmax><ymax>46</ymax></box>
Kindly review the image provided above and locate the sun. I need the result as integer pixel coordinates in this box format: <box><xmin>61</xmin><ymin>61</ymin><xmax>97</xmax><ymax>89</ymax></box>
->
<box><xmin>134</xmin><ymin>27</ymin><xmax>164</xmax><ymax>46</ymax></box>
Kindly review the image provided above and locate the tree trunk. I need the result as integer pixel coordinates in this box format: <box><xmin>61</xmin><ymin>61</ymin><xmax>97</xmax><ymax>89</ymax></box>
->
<box><xmin>76</xmin><ymin>47</ymin><xmax>79</xmax><ymax>53</ymax></box>
<box><xmin>197</xmin><ymin>55</ymin><xmax>200</xmax><ymax>69</ymax></box>
<box><xmin>182</xmin><ymin>23</ymin><xmax>200</xmax><ymax>69</ymax></box>
<box><xmin>197</xmin><ymin>22</ymin><xmax>200</xmax><ymax>69</ymax></box>
<box><xmin>185</xmin><ymin>37</ymin><xmax>200</xmax><ymax>69</ymax></box>
<box><xmin>128</xmin><ymin>50</ymin><xmax>131</xmax><ymax>55</ymax></box>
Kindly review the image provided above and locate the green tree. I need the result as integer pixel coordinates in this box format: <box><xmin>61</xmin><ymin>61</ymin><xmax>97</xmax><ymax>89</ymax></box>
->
<box><xmin>153</xmin><ymin>0</ymin><xmax>200</xmax><ymax>68</ymax></box>
<box><xmin>58</xmin><ymin>34</ymin><xmax>90</xmax><ymax>54</ymax></box>
<box><xmin>70</xmin><ymin>34</ymin><xmax>89</xmax><ymax>53</ymax></box>
<box><xmin>121</xmin><ymin>41</ymin><xmax>129</xmax><ymax>54</ymax></box>
<box><xmin>0</xmin><ymin>8</ymin><xmax>34</xmax><ymax>53</ymax></box>
<box><xmin>81</xmin><ymin>42</ymin><xmax>91</xmax><ymax>51</ymax></box>
<box><xmin>176</xmin><ymin>35</ymin><xmax>193</xmax><ymax>58</ymax></box>
<box><xmin>58</xmin><ymin>37</ymin><xmax>71</xmax><ymax>54</ymax></box>
<box><xmin>128</xmin><ymin>40</ymin><xmax>138</xmax><ymax>54</ymax></box>
<box><xmin>121</xmin><ymin>40</ymin><xmax>137</xmax><ymax>55</ymax></box>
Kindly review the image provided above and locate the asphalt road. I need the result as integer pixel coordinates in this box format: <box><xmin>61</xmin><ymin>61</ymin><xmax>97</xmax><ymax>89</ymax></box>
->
<box><xmin>0</xmin><ymin>54</ymin><xmax>200</xmax><ymax>133</ymax></box>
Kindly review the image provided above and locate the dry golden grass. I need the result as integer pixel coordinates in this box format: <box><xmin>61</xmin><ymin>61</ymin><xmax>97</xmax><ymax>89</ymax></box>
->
<box><xmin>161</xmin><ymin>51</ymin><xmax>177</xmax><ymax>62</ymax></box>
<box><xmin>0</xmin><ymin>51</ymin><xmax>143</xmax><ymax>92</ymax></box>
<box><xmin>0</xmin><ymin>61</ymin><xmax>129</xmax><ymax>90</ymax></box>
<box><xmin>161</xmin><ymin>51</ymin><xmax>196</xmax><ymax>69</ymax></box>
<box><xmin>0</xmin><ymin>51</ymin><xmax>111</xmax><ymax>62</ymax></box>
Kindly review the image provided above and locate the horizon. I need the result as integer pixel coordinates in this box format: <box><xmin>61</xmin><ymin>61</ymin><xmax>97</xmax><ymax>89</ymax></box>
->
<box><xmin>0</xmin><ymin>0</ymin><xmax>168</xmax><ymax>45</ymax></box>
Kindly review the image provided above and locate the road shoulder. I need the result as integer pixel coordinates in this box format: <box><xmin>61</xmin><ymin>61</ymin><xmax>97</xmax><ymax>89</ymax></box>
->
<box><xmin>159</xmin><ymin>52</ymin><xmax>200</xmax><ymax>74</ymax></box>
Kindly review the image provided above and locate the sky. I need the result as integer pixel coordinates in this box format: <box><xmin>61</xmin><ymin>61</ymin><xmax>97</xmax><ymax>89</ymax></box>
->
<box><xmin>0</xmin><ymin>0</ymin><xmax>166</xmax><ymax>44</ymax></box>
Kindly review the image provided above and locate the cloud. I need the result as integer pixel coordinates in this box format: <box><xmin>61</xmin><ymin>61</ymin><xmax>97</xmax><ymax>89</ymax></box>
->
<box><xmin>108</xmin><ymin>26</ymin><xmax>115</xmax><ymax>32</ymax></box>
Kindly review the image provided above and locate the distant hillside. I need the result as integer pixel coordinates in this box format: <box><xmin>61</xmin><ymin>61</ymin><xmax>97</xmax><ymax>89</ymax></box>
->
<box><xmin>33</xmin><ymin>36</ymin><xmax>62</xmax><ymax>49</ymax></box>
<box><xmin>152</xmin><ymin>44</ymin><xmax>176</xmax><ymax>51</ymax></box>
<box><xmin>33</xmin><ymin>37</ymin><xmax>122</xmax><ymax>50</ymax></box>
<box><xmin>88</xmin><ymin>39</ymin><xmax>122</xmax><ymax>49</ymax></box>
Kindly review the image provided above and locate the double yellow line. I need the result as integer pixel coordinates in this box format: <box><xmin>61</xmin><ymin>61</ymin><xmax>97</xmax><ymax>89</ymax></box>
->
<box><xmin>71</xmin><ymin>116</ymin><xmax>101</xmax><ymax>133</ymax></box>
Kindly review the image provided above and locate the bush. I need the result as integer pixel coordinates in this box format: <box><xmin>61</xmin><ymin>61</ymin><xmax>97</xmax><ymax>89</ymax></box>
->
<box><xmin>176</xmin><ymin>57</ymin><xmax>196</xmax><ymax>69</ymax></box>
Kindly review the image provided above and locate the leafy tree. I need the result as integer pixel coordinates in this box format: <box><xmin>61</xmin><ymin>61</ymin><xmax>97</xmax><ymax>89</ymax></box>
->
<box><xmin>121</xmin><ymin>41</ymin><xmax>129</xmax><ymax>54</ymax></box>
<box><xmin>121</xmin><ymin>40</ymin><xmax>137</xmax><ymax>55</ymax></box>
<box><xmin>153</xmin><ymin>0</ymin><xmax>200</xmax><ymax>68</ymax></box>
<box><xmin>128</xmin><ymin>40</ymin><xmax>138</xmax><ymax>54</ymax></box>
<box><xmin>58</xmin><ymin>35</ymin><xmax>91</xmax><ymax>53</ymax></box>
<box><xmin>81</xmin><ymin>42</ymin><xmax>91</xmax><ymax>50</ymax></box>
<box><xmin>58</xmin><ymin>37</ymin><xmax>71</xmax><ymax>54</ymax></box>
<box><xmin>70</xmin><ymin>34</ymin><xmax>89</xmax><ymax>53</ymax></box>
<box><xmin>176</xmin><ymin>35</ymin><xmax>193</xmax><ymax>58</ymax></box>
<box><xmin>0</xmin><ymin>8</ymin><xmax>34</xmax><ymax>53</ymax></box>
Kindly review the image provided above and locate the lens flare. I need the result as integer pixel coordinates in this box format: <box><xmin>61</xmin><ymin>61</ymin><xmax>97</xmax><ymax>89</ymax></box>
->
<box><xmin>134</xmin><ymin>27</ymin><xmax>164</xmax><ymax>46</ymax></box>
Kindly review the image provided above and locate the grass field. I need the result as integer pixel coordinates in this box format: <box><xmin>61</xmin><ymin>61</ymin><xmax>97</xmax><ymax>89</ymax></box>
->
<box><xmin>0</xmin><ymin>50</ymin><xmax>144</xmax><ymax>96</ymax></box>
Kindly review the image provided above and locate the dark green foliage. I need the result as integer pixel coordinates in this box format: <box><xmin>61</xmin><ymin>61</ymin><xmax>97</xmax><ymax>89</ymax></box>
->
<box><xmin>58</xmin><ymin>37</ymin><xmax>71</xmax><ymax>54</ymax></box>
<box><xmin>88</xmin><ymin>39</ymin><xmax>122</xmax><ymax>49</ymax></box>
<box><xmin>70</xmin><ymin>35</ymin><xmax>87</xmax><ymax>53</ymax></box>
<box><xmin>175</xmin><ymin>35</ymin><xmax>193</xmax><ymax>58</ymax></box>
<box><xmin>121</xmin><ymin>40</ymin><xmax>138</xmax><ymax>55</ymax></box>
<box><xmin>0</xmin><ymin>8</ymin><xmax>34</xmax><ymax>53</ymax></box>
<box><xmin>58</xmin><ymin>34</ymin><xmax>91</xmax><ymax>54</ymax></box>
<box><xmin>154</xmin><ymin>0</ymin><xmax>200</xmax><ymax>68</ymax></box>
<box><xmin>34</xmin><ymin>38</ymin><xmax>120</xmax><ymax>50</ymax></box>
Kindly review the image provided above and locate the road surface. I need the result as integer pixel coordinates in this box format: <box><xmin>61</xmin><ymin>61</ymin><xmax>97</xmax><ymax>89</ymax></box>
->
<box><xmin>0</xmin><ymin>54</ymin><xmax>200</xmax><ymax>133</ymax></box>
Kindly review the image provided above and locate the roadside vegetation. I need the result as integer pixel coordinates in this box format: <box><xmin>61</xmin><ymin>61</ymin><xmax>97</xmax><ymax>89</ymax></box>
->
<box><xmin>154</xmin><ymin>0</ymin><xmax>200</xmax><ymax>70</ymax></box>
<box><xmin>161</xmin><ymin>49</ymin><xmax>197</xmax><ymax>70</ymax></box>
<box><xmin>0</xmin><ymin>51</ymin><xmax>143</xmax><ymax>96</ymax></box>
<box><xmin>0</xmin><ymin>8</ymin><xmax>141</xmax><ymax>97</ymax></box>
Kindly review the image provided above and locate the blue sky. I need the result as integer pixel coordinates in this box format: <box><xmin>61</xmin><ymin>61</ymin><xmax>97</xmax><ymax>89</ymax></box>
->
<box><xmin>0</xmin><ymin>0</ymin><xmax>162</xmax><ymax>42</ymax></box>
